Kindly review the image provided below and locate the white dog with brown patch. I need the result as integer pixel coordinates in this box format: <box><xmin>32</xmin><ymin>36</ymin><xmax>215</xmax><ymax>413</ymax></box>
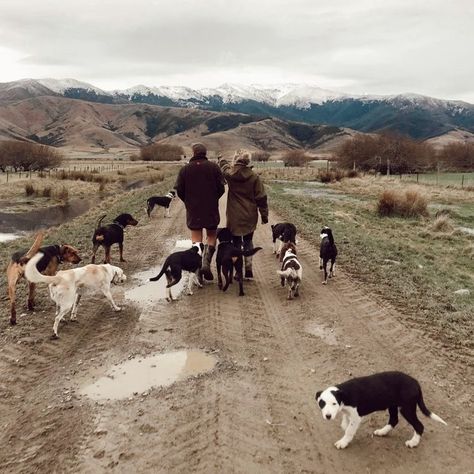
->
<box><xmin>25</xmin><ymin>252</ymin><xmax>126</xmax><ymax>338</ymax></box>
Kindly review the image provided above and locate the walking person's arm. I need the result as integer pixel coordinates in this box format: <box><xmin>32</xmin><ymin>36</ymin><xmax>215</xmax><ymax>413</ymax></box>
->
<box><xmin>175</xmin><ymin>167</ymin><xmax>186</xmax><ymax>201</ymax></box>
<box><xmin>254</xmin><ymin>177</ymin><xmax>269</xmax><ymax>224</ymax></box>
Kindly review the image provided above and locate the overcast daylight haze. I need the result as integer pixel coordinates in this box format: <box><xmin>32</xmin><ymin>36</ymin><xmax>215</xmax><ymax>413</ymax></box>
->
<box><xmin>0</xmin><ymin>0</ymin><xmax>473</xmax><ymax>102</ymax></box>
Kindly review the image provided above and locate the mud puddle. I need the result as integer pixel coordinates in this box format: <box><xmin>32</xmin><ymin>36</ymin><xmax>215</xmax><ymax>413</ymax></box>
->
<box><xmin>80</xmin><ymin>350</ymin><xmax>216</xmax><ymax>400</ymax></box>
<box><xmin>305</xmin><ymin>321</ymin><xmax>338</xmax><ymax>346</ymax></box>
<box><xmin>0</xmin><ymin>198</ymin><xmax>92</xmax><ymax>233</ymax></box>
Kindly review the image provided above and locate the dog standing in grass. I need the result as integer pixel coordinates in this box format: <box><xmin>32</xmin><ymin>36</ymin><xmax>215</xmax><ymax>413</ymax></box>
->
<box><xmin>320</xmin><ymin>226</ymin><xmax>337</xmax><ymax>284</ymax></box>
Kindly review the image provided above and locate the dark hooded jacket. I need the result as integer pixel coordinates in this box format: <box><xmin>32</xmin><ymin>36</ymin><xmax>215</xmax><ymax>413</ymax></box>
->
<box><xmin>175</xmin><ymin>155</ymin><xmax>225</xmax><ymax>229</ymax></box>
<box><xmin>218</xmin><ymin>158</ymin><xmax>268</xmax><ymax>236</ymax></box>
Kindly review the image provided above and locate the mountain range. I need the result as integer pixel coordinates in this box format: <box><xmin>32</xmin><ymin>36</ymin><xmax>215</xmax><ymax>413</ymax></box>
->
<box><xmin>0</xmin><ymin>78</ymin><xmax>473</xmax><ymax>150</ymax></box>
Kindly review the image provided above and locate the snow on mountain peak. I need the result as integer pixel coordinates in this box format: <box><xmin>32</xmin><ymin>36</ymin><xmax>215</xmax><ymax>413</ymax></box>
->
<box><xmin>37</xmin><ymin>78</ymin><xmax>110</xmax><ymax>95</ymax></box>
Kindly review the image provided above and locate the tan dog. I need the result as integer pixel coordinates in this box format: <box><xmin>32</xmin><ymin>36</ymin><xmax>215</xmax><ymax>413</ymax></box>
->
<box><xmin>25</xmin><ymin>252</ymin><xmax>126</xmax><ymax>338</ymax></box>
<box><xmin>6</xmin><ymin>233</ymin><xmax>81</xmax><ymax>325</ymax></box>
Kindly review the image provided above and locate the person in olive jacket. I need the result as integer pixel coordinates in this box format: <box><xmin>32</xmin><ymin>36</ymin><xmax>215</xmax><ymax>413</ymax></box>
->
<box><xmin>175</xmin><ymin>143</ymin><xmax>225</xmax><ymax>280</ymax></box>
<box><xmin>218</xmin><ymin>149</ymin><xmax>268</xmax><ymax>279</ymax></box>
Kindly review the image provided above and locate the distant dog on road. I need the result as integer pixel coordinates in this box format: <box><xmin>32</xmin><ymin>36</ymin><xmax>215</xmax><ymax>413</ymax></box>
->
<box><xmin>271</xmin><ymin>222</ymin><xmax>297</xmax><ymax>258</ymax></box>
<box><xmin>320</xmin><ymin>226</ymin><xmax>337</xmax><ymax>284</ymax></box>
<box><xmin>216</xmin><ymin>227</ymin><xmax>262</xmax><ymax>296</ymax></box>
<box><xmin>146</xmin><ymin>190</ymin><xmax>176</xmax><ymax>218</ymax></box>
<box><xmin>92</xmin><ymin>213</ymin><xmax>138</xmax><ymax>264</ymax></box>
<box><xmin>25</xmin><ymin>252</ymin><xmax>126</xmax><ymax>339</ymax></box>
<box><xmin>149</xmin><ymin>243</ymin><xmax>204</xmax><ymax>301</ymax></box>
<box><xmin>315</xmin><ymin>371</ymin><xmax>447</xmax><ymax>450</ymax></box>
<box><xmin>277</xmin><ymin>242</ymin><xmax>302</xmax><ymax>300</ymax></box>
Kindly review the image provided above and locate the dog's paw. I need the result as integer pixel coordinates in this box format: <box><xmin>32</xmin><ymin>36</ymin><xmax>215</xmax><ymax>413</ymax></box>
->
<box><xmin>187</xmin><ymin>290</ymin><xmax>194</xmax><ymax>296</ymax></box>
<box><xmin>405</xmin><ymin>434</ymin><xmax>421</xmax><ymax>448</ymax></box>
<box><xmin>322</xmin><ymin>281</ymin><xmax>328</xmax><ymax>285</ymax></box>
<box><xmin>50</xmin><ymin>333</ymin><xmax>59</xmax><ymax>340</ymax></box>
<box><xmin>319</xmin><ymin>265</ymin><xmax>323</xmax><ymax>270</ymax></box>
<box><xmin>374</xmin><ymin>425</ymin><xmax>392</xmax><ymax>437</ymax></box>
<box><xmin>335</xmin><ymin>438</ymin><xmax>349</xmax><ymax>449</ymax></box>
<box><xmin>114</xmin><ymin>307</ymin><xmax>122</xmax><ymax>312</ymax></box>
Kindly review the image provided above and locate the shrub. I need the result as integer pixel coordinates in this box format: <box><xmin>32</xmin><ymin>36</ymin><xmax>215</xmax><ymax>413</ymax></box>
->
<box><xmin>346</xmin><ymin>169</ymin><xmax>359</xmax><ymax>178</ymax></box>
<box><xmin>42</xmin><ymin>186</ymin><xmax>52</xmax><ymax>197</ymax></box>
<box><xmin>377</xmin><ymin>189</ymin><xmax>428</xmax><ymax>218</ymax></box>
<box><xmin>25</xmin><ymin>183</ymin><xmax>35</xmax><ymax>196</ymax></box>
<box><xmin>253</xmin><ymin>151</ymin><xmax>271</xmax><ymax>162</ymax></box>
<box><xmin>129</xmin><ymin>154</ymin><xmax>141</xmax><ymax>161</ymax></box>
<box><xmin>438</xmin><ymin>142</ymin><xmax>474</xmax><ymax>171</ymax></box>
<box><xmin>56</xmin><ymin>186</ymin><xmax>69</xmax><ymax>201</ymax></box>
<box><xmin>98</xmin><ymin>181</ymin><xmax>106</xmax><ymax>193</ymax></box>
<box><xmin>0</xmin><ymin>140</ymin><xmax>63</xmax><ymax>171</ymax></box>
<box><xmin>140</xmin><ymin>143</ymin><xmax>184</xmax><ymax>161</ymax></box>
<box><xmin>318</xmin><ymin>168</ymin><xmax>345</xmax><ymax>183</ymax></box>
<box><xmin>282</xmin><ymin>150</ymin><xmax>312</xmax><ymax>167</ymax></box>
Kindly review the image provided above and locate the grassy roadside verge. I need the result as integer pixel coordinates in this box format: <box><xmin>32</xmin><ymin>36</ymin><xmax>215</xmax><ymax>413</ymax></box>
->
<box><xmin>268</xmin><ymin>181</ymin><xmax>474</xmax><ymax>362</ymax></box>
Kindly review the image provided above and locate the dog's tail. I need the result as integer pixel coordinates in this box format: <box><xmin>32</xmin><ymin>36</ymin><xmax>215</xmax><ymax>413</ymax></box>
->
<box><xmin>277</xmin><ymin>268</ymin><xmax>297</xmax><ymax>279</ymax></box>
<box><xmin>241</xmin><ymin>247</ymin><xmax>262</xmax><ymax>257</ymax></box>
<box><xmin>95</xmin><ymin>214</ymin><xmax>107</xmax><ymax>229</ymax></box>
<box><xmin>146</xmin><ymin>198</ymin><xmax>153</xmax><ymax>217</ymax></box>
<box><xmin>417</xmin><ymin>392</ymin><xmax>447</xmax><ymax>425</ymax></box>
<box><xmin>25</xmin><ymin>252</ymin><xmax>62</xmax><ymax>285</ymax></box>
<box><xmin>149</xmin><ymin>257</ymin><xmax>170</xmax><ymax>282</ymax></box>
<box><xmin>17</xmin><ymin>231</ymin><xmax>45</xmax><ymax>265</ymax></box>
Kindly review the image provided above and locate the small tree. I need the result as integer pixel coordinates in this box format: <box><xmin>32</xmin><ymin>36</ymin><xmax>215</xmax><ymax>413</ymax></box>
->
<box><xmin>438</xmin><ymin>142</ymin><xmax>474</xmax><ymax>171</ymax></box>
<box><xmin>0</xmin><ymin>141</ymin><xmax>63</xmax><ymax>171</ymax></box>
<box><xmin>140</xmin><ymin>143</ymin><xmax>184</xmax><ymax>161</ymax></box>
<box><xmin>252</xmin><ymin>151</ymin><xmax>270</xmax><ymax>162</ymax></box>
<box><xmin>282</xmin><ymin>150</ymin><xmax>312</xmax><ymax>167</ymax></box>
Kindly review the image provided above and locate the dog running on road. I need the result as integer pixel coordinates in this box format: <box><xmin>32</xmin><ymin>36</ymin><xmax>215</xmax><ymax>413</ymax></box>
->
<box><xmin>271</xmin><ymin>222</ymin><xmax>297</xmax><ymax>258</ymax></box>
<box><xmin>276</xmin><ymin>242</ymin><xmax>302</xmax><ymax>300</ymax></box>
<box><xmin>315</xmin><ymin>371</ymin><xmax>447</xmax><ymax>450</ymax></box>
<box><xmin>146</xmin><ymin>190</ymin><xmax>176</xmax><ymax>218</ymax></box>
<box><xmin>320</xmin><ymin>226</ymin><xmax>338</xmax><ymax>284</ymax></box>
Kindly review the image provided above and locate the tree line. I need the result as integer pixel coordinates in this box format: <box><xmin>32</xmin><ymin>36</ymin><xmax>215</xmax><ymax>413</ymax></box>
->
<box><xmin>0</xmin><ymin>141</ymin><xmax>63</xmax><ymax>172</ymax></box>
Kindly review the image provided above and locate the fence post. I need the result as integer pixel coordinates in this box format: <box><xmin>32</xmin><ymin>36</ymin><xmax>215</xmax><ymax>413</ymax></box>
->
<box><xmin>417</xmin><ymin>172</ymin><xmax>419</xmax><ymax>183</ymax></box>
<box><xmin>6</xmin><ymin>171</ymin><xmax>8</xmax><ymax>183</ymax></box>
<box><xmin>461</xmin><ymin>174</ymin><xmax>464</xmax><ymax>188</ymax></box>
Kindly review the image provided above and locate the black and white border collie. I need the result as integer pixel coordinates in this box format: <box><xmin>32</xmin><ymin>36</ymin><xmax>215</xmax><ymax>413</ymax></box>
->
<box><xmin>315</xmin><ymin>371</ymin><xmax>447</xmax><ymax>450</ymax></box>
<box><xmin>149</xmin><ymin>243</ymin><xmax>204</xmax><ymax>301</ymax></box>
<box><xmin>276</xmin><ymin>242</ymin><xmax>302</xmax><ymax>299</ymax></box>
<box><xmin>146</xmin><ymin>190</ymin><xmax>176</xmax><ymax>218</ymax></box>
<box><xmin>271</xmin><ymin>222</ymin><xmax>297</xmax><ymax>258</ymax></box>
<box><xmin>319</xmin><ymin>226</ymin><xmax>337</xmax><ymax>284</ymax></box>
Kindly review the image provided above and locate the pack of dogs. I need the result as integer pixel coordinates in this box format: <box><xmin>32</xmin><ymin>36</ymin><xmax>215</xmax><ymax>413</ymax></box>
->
<box><xmin>5</xmin><ymin>192</ymin><xmax>447</xmax><ymax>449</ymax></box>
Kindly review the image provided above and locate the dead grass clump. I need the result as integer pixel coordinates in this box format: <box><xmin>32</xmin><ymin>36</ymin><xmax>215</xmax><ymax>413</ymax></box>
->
<box><xmin>25</xmin><ymin>183</ymin><xmax>36</xmax><ymax>196</ymax></box>
<box><xmin>55</xmin><ymin>186</ymin><xmax>69</xmax><ymax>201</ymax></box>
<box><xmin>431</xmin><ymin>214</ymin><xmax>454</xmax><ymax>232</ymax></box>
<box><xmin>148</xmin><ymin>172</ymin><xmax>164</xmax><ymax>184</ymax></box>
<box><xmin>462</xmin><ymin>244</ymin><xmax>474</xmax><ymax>260</ymax></box>
<box><xmin>42</xmin><ymin>186</ymin><xmax>52</xmax><ymax>197</ymax></box>
<box><xmin>98</xmin><ymin>181</ymin><xmax>106</xmax><ymax>193</ymax></box>
<box><xmin>377</xmin><ymin>189</ymin><xmax>428</xmax><ymax>218</ymax></box>
<box><xmin>346</xmin><ymin>169</ymin><xmax>359</xmax><ymax>178</ymax></box>
<box><xmin>318</xmin><ymin>168</ymin><xmax>345</xmax><ymax>183</ymax></box>
<box><xmin>57</xmin><ymin>169</ymin><xmax>110</xmax><ymax>184</ymax></box>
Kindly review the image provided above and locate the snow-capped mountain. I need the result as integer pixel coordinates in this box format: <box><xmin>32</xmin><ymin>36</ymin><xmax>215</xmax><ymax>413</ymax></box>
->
<box><xmin>1</xmin><ymin>78</ymin><xmax>473</xmax><ymax>139</ymax></box>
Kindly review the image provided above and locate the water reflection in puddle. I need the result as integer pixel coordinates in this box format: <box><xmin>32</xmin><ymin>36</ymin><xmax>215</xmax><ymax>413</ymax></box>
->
<box><xmin>305</xmin><ymin>321</ymin><xmax>338</xmax><ymax>346</ymax></box>
<box><xmin>80</xmin><ymin>350</ymin><xmax>216</xmax><ymax>400</ymax></box>
<box><xmin>0</xmin><ymin>232</ymin><xmax>20</xmax><ymax>243</ymax></box>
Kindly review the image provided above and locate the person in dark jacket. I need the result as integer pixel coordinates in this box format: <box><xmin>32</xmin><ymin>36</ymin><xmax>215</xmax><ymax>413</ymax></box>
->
<box><xmin>218</xmin><ymin>149</ymin><xmax>268</xmax><ymax>279</ymax></box>
<box><xmin>175</xmin><ymin>143</ymin><xmax>225</xmax><ymax>280</ymax></box>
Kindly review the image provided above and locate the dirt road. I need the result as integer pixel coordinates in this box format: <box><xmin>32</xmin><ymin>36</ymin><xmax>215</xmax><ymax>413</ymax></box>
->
<box><xmin>0</xmin><ymin>197</ymin><xmax>473</xmax><ymax>473</ymax></box>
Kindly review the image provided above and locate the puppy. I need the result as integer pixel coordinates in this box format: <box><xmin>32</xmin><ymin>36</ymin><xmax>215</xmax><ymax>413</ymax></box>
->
<box><xmin>149</xmin><ymin>243</ymin><xmax>204</xmax><ymax>301</ymax></box>
<box><xmin>92</xmin><ymin>213</ymin><xmax>138</xmax><ymax>264</ymax></box>
<box><xmin>6</xmin><ymin>233</ymin><xmax>82</xmax><ymax>325</ymax></box>
<box><xmin>215</xmin><ymin>227</ymin><xmax>262</xmax><ymax>297</ymax></box>
<box><xmin>276</xmin><ymin>242</ymin><xmax>302</xmax><ymax>300</ymax></box>
<box><xmin>271</xmin><ymin>222</ymin><xmax>297</xmax><ymax>258</ymax></box>
<box><xmin>146</xmin><ymin>190</ymin><xmax>176</xmax><ymax>218</ymax></box>
<box><xmin>320</xmin><ymin>226</ymin><xmax>337</xmax><ymax>284</ymax></box>
<box><xmin>315</xmin><ymin>371</ymin><xmax>447</xmax><ymax>450</ymax></box>
<box><xmin>25</xmin><ymin>252</ymin><xmax>126</xmax><ymax>339</ymax></box>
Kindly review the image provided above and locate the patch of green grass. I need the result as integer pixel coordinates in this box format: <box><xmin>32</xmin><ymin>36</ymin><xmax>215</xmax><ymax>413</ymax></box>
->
<box><xmin>268</xmin><ymin>182</ymin><xmax>474</xmax><ymax>356</ymax></box>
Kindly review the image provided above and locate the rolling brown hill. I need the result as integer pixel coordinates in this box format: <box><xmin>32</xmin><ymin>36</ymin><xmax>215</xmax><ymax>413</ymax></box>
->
<box><xmin>0</xmin><ymin>96</ymin><xmax>352</xmax><ymax>154</ymax></box>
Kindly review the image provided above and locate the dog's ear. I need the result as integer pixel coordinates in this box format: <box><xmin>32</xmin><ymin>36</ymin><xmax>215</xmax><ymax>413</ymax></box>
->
<box><xmin>315</xmin><ymin>391</ymin><xmax>322</xmax><ymax>401</ymax></box>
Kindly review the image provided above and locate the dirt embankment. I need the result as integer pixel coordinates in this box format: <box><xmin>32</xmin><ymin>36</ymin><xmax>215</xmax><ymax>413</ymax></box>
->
<box><xmin>0</xmin><ymin>197</ymin><xmax>473</xmax><ymax>473</ymax></box>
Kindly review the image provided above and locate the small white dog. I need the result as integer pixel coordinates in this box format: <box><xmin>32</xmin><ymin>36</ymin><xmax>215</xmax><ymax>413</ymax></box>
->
<box><xmin>25</xmin><ymin>252</ymin><xmax>126</xmax><ymax>338</ymax></box>
<box><xmin>276</xmin><ymin>242</ymin><xmax>302</xmax><ymax>300</ymax></box>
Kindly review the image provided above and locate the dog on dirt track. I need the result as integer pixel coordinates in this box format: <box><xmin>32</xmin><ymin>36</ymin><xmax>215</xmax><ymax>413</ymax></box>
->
<box><xmin>215</xmin><ymin>227</ymin><xmax>262</xmax><ymax>297</ymax></box>
<box><xmin>276</xmin><ymin>242</ymin><xmax>302</xmax><ymax>300</ymax></box>
<box><xmin>271</xmin><ymin>222</ymin><xmax>297</xmax><ymax>258</ymax></box>
<box><xmin>146</xmin><ymin>190</ymin><xmax>176</xmax><ymax>218</ymax></box>
<box><xmin>6</xmin><ymin>232</ymin><xmax>82</xmax><ymax>326</ymax></box>
<box><xmin>149</xmin><ymin>243</ymin><xmax>204</xmax><ymax>301</ymax></box>
<box><xmin>91</xmin><ymin>213</ymin><xmax>138</xmax><ymax>264</ymax></box>
<box><xmin>25</xmin><ymin>251</ymin><xmax>126</xmax><ymax>339</ymax></box>
<box><xmin>315</xmin><ymin>371</ymin><xmax>447</xmax><ymax>450</ymax></box>
<box><xmin>320</xmin><ymin>226</ymin><xmax>338</xmax><ymax>284</ymax></box>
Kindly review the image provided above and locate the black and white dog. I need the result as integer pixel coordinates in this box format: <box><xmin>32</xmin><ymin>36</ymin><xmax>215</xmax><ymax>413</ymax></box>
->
<box><xmin>149</xmin><ymin>242</ymin><xmax>204</xmax><ymax>301</ymax></box>
<box><xmin>216</xmin><ymin>228</ymin><xmax>262</xmax><ymax>296</ymax></box>
<box><xmin>146</xmin><ymin>190</ymin><xmax>176</xmax><ymax>218</ymax></box>
<box><xmin>315</xmin><ymin>371</ymin><xmax>447</xmax><ymax>450</ymax></box>
<box><xmin>320</xmin><ymin>226</ymin><xmax>337</xmax><ymax>284</ymax></box>
<box><xmin>276</xmin><ymin>242</ymin><xmax>302</xmax><ymax>300</ymax></box>
<box><xmin>271</xmin><ymin>222</ymin><xmax>297</xmax><ymax>258</ymax></box>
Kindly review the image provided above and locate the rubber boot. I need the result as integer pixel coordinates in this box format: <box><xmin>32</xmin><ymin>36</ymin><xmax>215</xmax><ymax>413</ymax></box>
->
<box><xmin>201</xmin><ymin>244</ymin><xmax>215</xmax><ymax>281</ymax></box>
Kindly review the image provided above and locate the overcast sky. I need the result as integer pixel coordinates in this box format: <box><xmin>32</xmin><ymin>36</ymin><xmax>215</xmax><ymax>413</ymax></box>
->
<box><xmin>0</xmin><ymin>0</ymin><xmax>473</xmax><ymax>102</ymax></box>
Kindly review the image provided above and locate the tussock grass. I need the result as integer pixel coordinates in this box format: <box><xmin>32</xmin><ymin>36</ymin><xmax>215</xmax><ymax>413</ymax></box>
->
<box><xmin>377</xmin><ymin>189</ymin><xmax>428</xmax><ymax>218</ymax></box>
<box><xmin>431</xmin><ymin>214</ymin><xmax>454</xmax><ymax>233</ymax></box>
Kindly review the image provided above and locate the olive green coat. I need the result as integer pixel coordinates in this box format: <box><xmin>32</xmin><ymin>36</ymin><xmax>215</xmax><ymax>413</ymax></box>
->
<box><xmin>218</xmin><ymin>159</ymin><xmax>268</xmax><ymax>236</ymax></box>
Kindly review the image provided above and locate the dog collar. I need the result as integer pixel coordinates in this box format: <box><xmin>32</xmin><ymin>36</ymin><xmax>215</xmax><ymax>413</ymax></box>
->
<box><xmin>112</xmin><ymin>221</ymin><xmax>125</xmax><ymax>230</ymax></box>
<box><xmin>55</xmin><ymin>245</ymin><xmax>64</xmax><ymax>263</ymax></box>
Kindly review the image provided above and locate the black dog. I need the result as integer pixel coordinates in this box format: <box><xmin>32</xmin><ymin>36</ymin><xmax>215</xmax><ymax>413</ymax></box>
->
<box><xmin>149</xmin><ymin>243</ymin><xmax>204</xmax><ymax>301</ymax></box>
<box><xmin>319</xmin><ymin>226</ymin><xmax>337</xmax><ymax>284</ymax></box>
<box><xmin>315</xmin><ymin>371</ymin><xmax>447</xmax><ymax>450</ymax></box>
<box><xmin>146</xmin><ymin>190</ymin><xmax>176</xmax><ymax>218</ymax></box>
<box><xmin>216</xmin><ymin>228</ymin><xmax>262</xmax><ymax>296</ymax></box>
<box><xmin>271</xmin><ymin>222</ymin><xmax>297</xmax><ymax>258</ymax></box>
<box><xmin>92</xmin><ymin>213</ymin><xmax>138</xmax><ymax>264</ymax></box>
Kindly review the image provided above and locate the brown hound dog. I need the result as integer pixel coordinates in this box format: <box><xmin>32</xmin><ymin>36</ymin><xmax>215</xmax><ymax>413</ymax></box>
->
<box><xmin>91</xmin><ymin>213</ymin><xmax>138</xmax><ymax>264</ymax></box>
<box><xmin>6</xmin><ymin>233</ymin><xmax>82</xmax><ymax>325</ymax></box>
